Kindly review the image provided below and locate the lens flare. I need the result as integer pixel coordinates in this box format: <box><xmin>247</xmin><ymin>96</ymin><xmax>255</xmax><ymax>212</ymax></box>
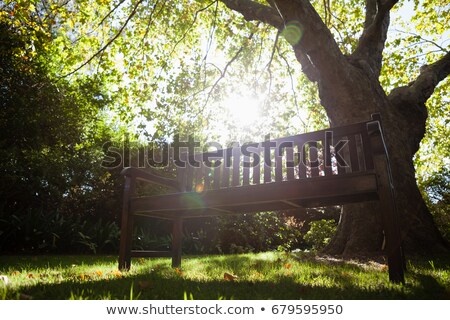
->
<box><xmin>195</xmin><ymin>183</ymin><xmax>204</xmax><ymax>193</ymax></box>
<box><xmin>281</xmin><ymin>21</ymin><xmax>304</xmax><ymax>46</ymax></box>
<box><xmin>180</xmin><ymin>193</ymin><xmax>204</xmax><ymax>209</ymax></box>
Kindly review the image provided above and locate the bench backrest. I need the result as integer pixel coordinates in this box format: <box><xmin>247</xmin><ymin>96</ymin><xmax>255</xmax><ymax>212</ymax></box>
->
<box><xmin>176</xmin><ymin>118</ymin><xmax>379</xmax><ymax>192</ymax></box>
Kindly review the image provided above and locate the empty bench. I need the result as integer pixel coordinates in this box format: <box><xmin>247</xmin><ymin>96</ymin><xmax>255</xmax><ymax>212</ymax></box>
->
<box><xmin>118</xmin><ymin>114</ymin><xmax>405</xmax><ymax>283</ymax></box>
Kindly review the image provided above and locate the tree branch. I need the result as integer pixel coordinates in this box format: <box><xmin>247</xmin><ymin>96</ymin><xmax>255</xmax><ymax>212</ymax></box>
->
<box><xmin>97</xmin><ymin>0</ymin><xmax>127</xmax><ymax>27</ymax></box>
<box><xmin>167</xmin><ymin>1</ymin><xmax>217</xmax><ymax>60</ymax></box>
<box><xmin>363</xmin><ymin>0</ymin><xmax>378</xmax><ymax>28</ymax></box>
<box><xmin>403</xmin><ymin>52</ymin><xmax>450</xmax><ymax>105</ymax></box>
<box><xmin>61</xmin><ymin>0</ymin><xmax>145</xmax><ymax>77</ymax></box>
<box><xmin>389</xmin><ymin>52</ymin><xmax>450</xmax><ymax>107</ymax></box>
<box><xmin>391</xmin><ymin>29</ymin><xmax>449</xmax><ymax>53</ymax></box>
<box><xmin>352</xmin><ymin>0</ymin><xmax>399</xmax><ymax>77</ymax></box>
<box><xmin>387</xmin><ymin>52</ymin><xmax>450</xmax><ymax>157</ymax></box>
<box><xmin>220</xmin><ymin>0</ymin><xmax>349</xmax><ymax>90</ymax></box>
<box><xmin>272</xmin><ymin>0</ymin><xmax>347</xmax><ymax>86</ymax></box>
<box><xmin>277</xmin><ymin>46</ymin><xmax>306</xmax><ymax>128</ymax></box>
<box><xmin>259</xmin><ymin>30</ymin><xmax>279</xmax><ymax>100</ymax></box>
<box><xmin>202</xmin><ymin>30</ymin><xmax>258</xmax><ymax>110</ymax></box>
<box><xmin>219</xmin><ymin>0</ymin><xmax>283</xmax><ymax>29</ymax></box>
<box><xmin>134</xmin><ymin>0</ymin><xmax>164</xmax><ymax>58</ymax></box>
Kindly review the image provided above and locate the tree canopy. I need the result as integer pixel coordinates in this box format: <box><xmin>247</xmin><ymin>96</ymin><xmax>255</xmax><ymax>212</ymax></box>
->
<box><xmin>5</xmin><ymin>0</ymin><xmax>445</xmax><ymax>158</ymax></box>
<box><xmin>1</xmin><ymin>0</ymin><xmax>449</xmax><ymax>254</ymax></box>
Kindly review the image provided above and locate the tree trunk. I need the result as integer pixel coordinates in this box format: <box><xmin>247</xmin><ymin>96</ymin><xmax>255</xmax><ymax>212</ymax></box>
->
<box><xmin>325</xmin><ymin>151</ymin><xmax>448</xmax><ymax>257</ymax></box>
<box><xmin>217</xmin><ymin>0</ymin><xmax>450</xmax><ymax>257</ymax></box>
<box><xmin>321</xmin><ymin>63</ymin><xmax>449</xmax><ymax>257</ymax></box>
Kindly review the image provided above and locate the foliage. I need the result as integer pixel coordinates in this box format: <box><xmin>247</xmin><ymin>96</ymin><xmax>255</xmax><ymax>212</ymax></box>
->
<box><xmin>418</xmin><ymin>168</ymin><xmax>450</xmax><ymax>242</ymax></box>
<box><xmin>0</xmin><ymin>20</ymin><xmax>87</xmax><ymax>214</ymax></box>
<box><xmin>18</xmin><ymin>0</ymin><xmax>446</xmax><ymax>198</ymax></box>
<box><xmin>0</xmin><ymin>208</ymin><xmax>120</xmax><ymax>254</ymax></box>
<box><xmin>304</xmin><ymin>219</ymin><xmax>337</xmax><ymax>250</ymax></box>
<box><xmin>182</xmin><ymin>218</ymin><xmax>220</xmax><ymax>254</ymax></box>
<box><xmin>414</xmin><ymin>80</ymin><xmax>450</xmax><ymax>180</ymax></box>
<box><xmin>1</xmin><ymin>253</ymin><xmax>450</xmax><ymax>299</ymax></box>
<box><xmin>128</xmin><ymin>213</ymin><xmax>305</xmax><ymax>255</ymax></box>
<box><xmin>216</xmin><ymin>212</ymin><xmax>304</xmax><ymax>254</ymax></box>
<box><xmin>131</xmin><ymin>218</ymin><xmax>172</xmax><ymax>252</ymax></box>
<box><xmin>382</xmin><ymin>1</ymin><xmax>450</xmax><ymax>186</ymax></box>
<box><xmin>0</xmin><ymin>13</ymin><xmax>124</xmax><ymax>254</ymax></box>
<box><xmin>1</xmin><ymin>0</ymin><xmax>330</xmax><ymax>144</ymax></box>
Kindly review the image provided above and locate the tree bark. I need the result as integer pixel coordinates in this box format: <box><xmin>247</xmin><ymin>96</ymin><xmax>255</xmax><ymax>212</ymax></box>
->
<box><xmin>219</xmin><ymin>0</ymin><xmax>450</xmax><ymax>256</ymax></box>
<box><xmin>322</xmin><ymin>58</ymin><xmax>449</xmax><ymax>257</ymax></box>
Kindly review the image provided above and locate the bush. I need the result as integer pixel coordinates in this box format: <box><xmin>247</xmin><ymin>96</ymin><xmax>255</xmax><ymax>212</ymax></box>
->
<box><xmin>419</xmin><ymin>168</ymin><xmax>450</xmax><ymax>242</ymax></box>
<box><xmin>182</xmin><ymin>218</ymin><xmax>219</xmax><ymax>254</ymax></box>
<box><xmin>304</xmin><ymin>219</ymin><xmax>337</xmax><ymax>250</ymax></box>
<box><xmin>0</xmin><ymin>209</ymin><xmax>119</xmax><ymax>254</ymax></box>
<box><xmin>216</xmin><ymin>212</ymin><xmax>304</xmax><ymax>253</ymax></box>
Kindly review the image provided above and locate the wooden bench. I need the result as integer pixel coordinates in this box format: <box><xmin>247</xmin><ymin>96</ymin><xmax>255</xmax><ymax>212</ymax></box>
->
<box><xmin>118</xmin><ymin>114</ymin><xmax>405</xmax><ymax>283</ymax></box>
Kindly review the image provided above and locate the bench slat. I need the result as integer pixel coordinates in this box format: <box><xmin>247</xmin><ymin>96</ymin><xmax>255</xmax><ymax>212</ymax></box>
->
<box><xmin>264</xmin><ymin>160</ymin><xmax>272</xmax><ymax>183</ymax></box>
<box><xmin>309</xmin><ymin>141</ymin><xmax>320</xmax><ymax>177</ymax></box>
<box><xmin>253</xmin><ymin>148</ymin><xmax>261</xmax><ymax>184</ymax></box>
<box><xmin>177</xmin><ymin>167</ymin><xmax>187</xmax><ymax>191</ymax></box>
<box><xmin>349</xmin><ymin>134</ymin><xmax>360</xmax><ymax>172</ymax></box>
<box><xmin>275</xmin><ymin>150</ymin><xmax>283</xmax><ymax>182</ymax></box>
<box><xmin>232</xmin><ymin>147</ymin><xmax>241</xmax><ymax>186</ymax></box>
<box><xmin>356</xmin><ymin>134</ymin><xmax>366</xmax><ymax>172</ymax></box>
<box><xmin>186</xmin><ymin>164</ymin><xmax>194</xmax><ymax>191</ymax></box>
<box><xmin>285</xmin><ymin>146</ymin><xmax>294</xmax><ymax>181</ymax></box>
<box><xmin>213</xmin><ymin>162</ymin><xmax>221</xmax><ymax>189</ymax></box>
<box><xmin>204</xmin><ymin>165</ymin><xmax>212</xmax><ymax>191</ymax></box>
<box><xmin>243</xmin><ymin>155</ymin><xmax>250</xmax><ymax>185</ymax></box>
<box><xmin>324</xmin><ymin>131</ymin><xmax>333</xmax><ymax>176</ymax></box>
<box><xmin>336</xmin><ymin>135</ymin><xmax>348</xmax><ymax>175</ymax></box>
<box><xmin>298</xmin><ymin>143</ymin><xmax>307</xmax><ymax>179</ymax></box>
<box><xmin>194</xmin><ymin>164</ymin><xmax>203</xmax><ymax>192</ymax></box>
<box><xmin>222</xmin><ymin>149</ymin><xmax>231</xmax><ymax>188</ymax></box>
<box><xmin>361</xmin><ymin>131</ymin><xmax>374</xmax><ymax>170</ymax></box>
<box><xmin>269</xmin><ymin>121</ymin><xmax>366</xmax><ymax>146</ymax></box>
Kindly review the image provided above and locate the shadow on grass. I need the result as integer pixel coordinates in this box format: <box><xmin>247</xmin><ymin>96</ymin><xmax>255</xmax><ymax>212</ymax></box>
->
<box><xmin>411</xmin><ymin>274</ymin><xmax>450</xmax><ymax>299</ymax></box>
<box><xmin>1</xmin><ymin>254</ymin><xmax>449</xmax><ymax>300</ymax></box>
<box><xmin>0</xmin><ymin>255</ymin><xmax>118</xmax><ymax>269</ymax></box>
<box><xmin>5</xmin><ymin>270</ymin><xmax>449</xmax><ymax>300</ymax></box>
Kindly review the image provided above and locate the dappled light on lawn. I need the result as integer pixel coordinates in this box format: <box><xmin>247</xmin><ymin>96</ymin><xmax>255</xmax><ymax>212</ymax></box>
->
<box><xmin>1</xmin><ymin>253</ymin><xmax>450</xmax><ymax>299</ymax></box>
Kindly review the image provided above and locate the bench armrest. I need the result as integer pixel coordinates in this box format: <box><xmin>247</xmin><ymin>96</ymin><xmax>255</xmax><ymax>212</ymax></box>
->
<box><xmin>121</xmin><ymin>167</ymin><xmax>181</xmax><ymax>192</ymax></box>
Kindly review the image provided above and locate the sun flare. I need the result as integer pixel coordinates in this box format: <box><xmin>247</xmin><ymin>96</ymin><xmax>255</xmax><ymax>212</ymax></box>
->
<box><xmin>222</xmin><ymin>94</ymin><xmax>261</xmax><ymax>127</ymax></box>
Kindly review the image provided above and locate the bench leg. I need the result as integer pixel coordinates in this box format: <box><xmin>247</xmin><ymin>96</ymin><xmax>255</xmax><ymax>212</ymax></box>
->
<box><xmin>379</xmin><ymin>187</ymin><xmax>405</xmax><ymax>283</ymax></box>
<box><xmin>368</xmin><ymin>119</ymin><xmax>405</xmax><ymax>283</ymax></box>
<box><xmin>379</xmin><ymin>196</ymin><xmax>405</xmax><ymax>283</ymax></box>
<box><xmin>387</xmin><ymin>245</ymin><xmax>405</xmax><ymax>283</ymax></box>
<box><xmin>172</xmin><ymin>217</ymin><xmax>183</xmax><ymax>268</ymax></box>
<box><xmin>378</xmin><ymin>182</ymin><xmax>405</xmax><ymax>283</ymax></box>
<box><xmin>118</xmin><ymin>177</ymin><xmax>135</xmax><ymax>271</ymax></box>
<box><xmin>118</xmin><ymin>211</ymin><xmax>134</xmax><ymax>270</ymax></box>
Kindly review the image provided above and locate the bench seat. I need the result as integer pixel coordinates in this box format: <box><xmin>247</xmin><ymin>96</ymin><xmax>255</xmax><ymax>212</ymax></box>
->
<box><xmin>130</xmin><ymin>171</ymin><xmax>378</xmax><ymax>219</ymax></box>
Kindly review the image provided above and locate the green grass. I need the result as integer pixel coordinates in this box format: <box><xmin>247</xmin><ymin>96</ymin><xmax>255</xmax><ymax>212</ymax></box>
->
<box><xmin>0</xmin><ymin>252</ymin><xmax>449</xmax><ymax>299</ymax></box>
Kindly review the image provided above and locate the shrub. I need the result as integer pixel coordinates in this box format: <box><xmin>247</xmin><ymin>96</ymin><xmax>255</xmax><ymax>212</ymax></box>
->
<box><xmin>0</xmin><ymin>209</ymin><xmax>120</xmax><ymax>254</ymax></box>
<box><xmin>419</xmin><ymin>168</ymin><xmax>450</xmax><ymax>242</ymax></box>
<box><xmin>216</xmin><ymin>212</ymin><xmax>304</xmax><ymax>253</ymax></box>
<box><xmin>304</xmin><ymin>219</ymin><xmax>337</xmax><ymax>250</ymax></box>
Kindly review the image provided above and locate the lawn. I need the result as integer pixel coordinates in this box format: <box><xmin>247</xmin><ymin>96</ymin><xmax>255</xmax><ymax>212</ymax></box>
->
<box><xmin>0</xmin><ymin>252</ymin><xmax>449</xmax><ymax>299</ymax></box>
